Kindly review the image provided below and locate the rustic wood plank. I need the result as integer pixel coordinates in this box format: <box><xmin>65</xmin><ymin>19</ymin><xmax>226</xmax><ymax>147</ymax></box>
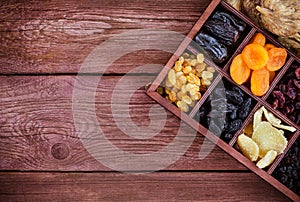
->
<box><xmin>0</xmin><ymin>0</ymin><xmax>211</xmax><ymax>74</ymax></box>
<box><xmin>0</xmin><ymin>75</ymin><xmax>246</xmax><ymax>171</ymax></box>
<box><xmin>0</xmin><ymin>172</ymin><xmax>290</xmax><ymax>201</ymax></box>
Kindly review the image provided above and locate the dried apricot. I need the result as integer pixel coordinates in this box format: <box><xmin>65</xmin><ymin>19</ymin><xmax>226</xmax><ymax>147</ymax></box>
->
<box><xmin>242</xmin><ymin>44</ymin><xmax>269</xmax><ymax>70</ymax></box>
<box><xmin>230</xmin><ymin>54</ymin><xmax>251</xmax><ymax>85</ymax></box>
<box><xmin>250</xmin><ymin>33</ymin><xmax>266</xmax><ymax>46</ymax></box>
<box><xmin>251</xmin><ymin>68</ymin><xmax>270</xmax><ymax>96</ymax></box>
<box><xmin>269</xmin><ymin>71</ymin><xmax>275</xmax><ymax>83</ymax></box>
<box><xmin>266</xmin><ymin>48</ymin><xmax>287</xmax><ymax>72</ymax></box>
<box><xmin>264</xmin><ymin>43</ymin><xmax>275</xmax><ymax>51</ymax></box>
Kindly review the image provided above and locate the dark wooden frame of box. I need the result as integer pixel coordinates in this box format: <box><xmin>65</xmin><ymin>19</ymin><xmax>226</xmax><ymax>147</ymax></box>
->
<box><xmin>146</xmin><ymin>0</ymin><xmax>300</xmax><ymax>201</ymax></box>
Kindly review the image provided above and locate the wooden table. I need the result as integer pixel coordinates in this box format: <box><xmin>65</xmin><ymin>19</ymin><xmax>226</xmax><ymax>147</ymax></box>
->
<box><xmin>0</xmin><ymin>0</ymin><xmax>291</xmax><ymax>201</ymax></box>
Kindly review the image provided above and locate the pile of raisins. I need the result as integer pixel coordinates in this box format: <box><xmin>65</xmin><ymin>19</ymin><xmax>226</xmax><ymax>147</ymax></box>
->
<box><xmin>267</xmin><ymin>62</ymin><xmax>300</xmax><ymax>125</ymax></box>
<box><xmin>272</xmin><ymin>137</ymin><xmax>300</xmax><ymax>195</ymax></box>
<box><xmin>194</xmin><ymin>79</ymin><xmax>255</xmax><ymax>143</ymax></box>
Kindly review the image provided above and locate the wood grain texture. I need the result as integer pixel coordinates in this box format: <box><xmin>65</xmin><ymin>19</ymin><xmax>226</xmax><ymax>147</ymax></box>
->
<box><xmin>0</xmin><ymin>172</ymin><xmax>290</xmax><ymax>201</ymax></box>
<box><xmin>0</xmin><ymin>75</ymin><xmax>246</xmax><ymax>171</ymax></box>
<box><xmin>0</xmin><ymin>0</ymin><xmax>211</xmax><ymax>74</ymax></box>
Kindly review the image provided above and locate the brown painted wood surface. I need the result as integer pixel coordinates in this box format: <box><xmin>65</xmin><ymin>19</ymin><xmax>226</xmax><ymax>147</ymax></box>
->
<box><xmin>0</xmin><ymin>0</ymin><xmax>292</xmax><ymax>201</ymax></box>
<box><xmin>0</xmin><ymin>0</ymin><xmax>211</xmax><ymax>74</ymax></box>
<box><xmin>0</xmin><ymin>172</ymin><xmax>290</xmax><ymax>201</ymax></box>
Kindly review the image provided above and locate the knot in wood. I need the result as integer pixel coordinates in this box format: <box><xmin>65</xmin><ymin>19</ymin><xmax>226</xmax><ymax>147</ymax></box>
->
<box><xmin>51</xmin><ymin>143</ymin><xmax>69</xmax><ymax>160</ymax></box>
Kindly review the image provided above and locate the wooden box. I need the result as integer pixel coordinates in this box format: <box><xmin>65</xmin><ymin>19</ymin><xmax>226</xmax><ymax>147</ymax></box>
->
<box><xmin>146</xmin><ymin>0</ymin><xmax>300</xmax><ymax>201</ymax></box>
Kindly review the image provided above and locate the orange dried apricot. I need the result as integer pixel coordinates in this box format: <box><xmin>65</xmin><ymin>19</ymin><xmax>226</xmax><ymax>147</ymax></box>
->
<box><xmin>230</xmin><ymin>54</ymin><xmax>251</xmax><ymax>85</ymax></box>
<box><xmin>242</xmin><ymin>44</ymin><xmax>269</xmax><ymax>70</ymax></box>
<box><xmin>250</xmin><ymin>33</ymin><xmax>266</xmax><ymax>46</ymax></box>
<box><xmin>266</xmin><ymin>47</ymin><xmax>287</xmax><ymax>72</ymax></box>
<box><xmin>251</xmin><ymin>68</ymin><xmax>270</xmax><ymax>96</ymax></box>
<box><xmin>264</xmin><ymin>43</ymin><xmax>275</xmax><ymax>51</ymax></box>
<box><xmin>269</xmin><ymin>71</ymin><xmax>275</xmax><ymax>83</ymax></box>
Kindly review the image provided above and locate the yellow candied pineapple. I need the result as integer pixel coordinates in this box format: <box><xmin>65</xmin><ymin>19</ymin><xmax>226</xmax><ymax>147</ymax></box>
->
<box><xmin>237</xmin><ymin>134</ymin><xmax>259</xmax><ymax>161</ymax></box>
<box><xmin>252</xmin><ymin>121</ymin><xmax>287</xmax><ymax>158</ymax></box>
<box><xmin>256</xmin><ymin>150</ymin><xmax>277</xmax><ymax>169</ymax></box>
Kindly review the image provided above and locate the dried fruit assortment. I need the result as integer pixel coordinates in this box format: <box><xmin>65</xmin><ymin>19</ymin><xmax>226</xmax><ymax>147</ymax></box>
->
<box><xmin>237</xmin><ymin>106</ymin><xmax>296</xmax><ymax>169</ymax></box>
<box><xmin>272</xmin><ymin>137</ymin><xmax>300</xmax><ymax>196</ymax></box>
<box><xmin>194</xmin><ymin>79</ymin><xmax>255</xmax><ymax>143</ymax></box>
<box><xmin>158</xmin><ymin>53</ymin><xmax>215</xmax><ymax>112</ymax></box>
<box><xmin>230</xmin><ymin>33</ymin><xmax>288</xmax><ymax>96</ymax></box>
<box><xmin>194</xmin><ymin>10</ymin><xmax>247</xmax><ymax>64</ymax></box>
<box><xmin>148</xmin><ymin>1</ymin><xmax>300</xmax><ymax>200</ymax></box>
<box><xmin>267</xmin><ymin>62</ymin><xmax>300</xmax><ymax>125</ymax></box>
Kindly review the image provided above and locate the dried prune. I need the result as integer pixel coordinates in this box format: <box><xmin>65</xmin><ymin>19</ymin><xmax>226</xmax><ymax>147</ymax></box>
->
<box><xmin>238</xmin><ymin>98</ymin><xmax>252</xmax><ymax>119</ymax></box>
<box><xmin>194</xmin><ymin>31</ymin><xmax>228</xmax><ymax>64</ymax></box>
<box><xmin>225</xmin><ymin>90</ymin><xmax>243</xmax><ymax>105</ymax></box>
<box><xmin>211</xmin><ymin>11</ymin><xmax>246</xmax><ymax>32</ymax></box>
<box><xmin>203</xmin><ymin>19</ymin><xmax>239</xmax><ymax>46</ymax></box>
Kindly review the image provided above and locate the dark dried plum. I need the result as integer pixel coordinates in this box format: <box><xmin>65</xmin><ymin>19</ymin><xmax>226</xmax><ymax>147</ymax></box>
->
<box><xmin>194</xmin><ymin>31</ymin><xmax>228</xmax><ymax>64</ymax></box>
<box><xmin>211</xmin><ymin>11</ymin><xmax>246</xmax><ymax>32</ymax></box>
<box><xmin>225</xmin><ymin>90</ymin><xmax>243</xmax><ymax>105</ymax></box>
<box><xmin>203</xmin><ymin>19</ymin><xmax>239</xmax><ymax>46</ymax></box>
<box><xmin>238</xmin><ymin>98</ymin><xmax>252</xmax><ymax>119</ymax></box>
